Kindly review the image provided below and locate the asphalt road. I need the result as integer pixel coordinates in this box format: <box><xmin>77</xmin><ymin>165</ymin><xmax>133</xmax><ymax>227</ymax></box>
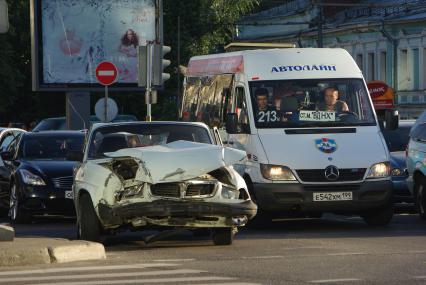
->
<box><xmin>1</xmin><ymin>212</ymin><xmax>426</xmax><ymax>284</ymax></box>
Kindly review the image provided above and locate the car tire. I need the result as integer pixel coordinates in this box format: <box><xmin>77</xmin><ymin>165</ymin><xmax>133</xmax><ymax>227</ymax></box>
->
<box><xmin>361</xmin><ymin>203</ymin><xmax>394</xmax><ymax>226</ymax></box>
<box><xmin>9</xmin><ymin>183</ymin><xmax>31</xmax><ymax>224</ymax></box>
<box><xmin>213</xmin><ymin>227</ymin><xmax>234</xmax><ymax>245</ymax></box>
<box><xmin>78</xmin><ymin>193</ymin><xmax>103</xmax><ymax>242</ymax></box>
<box><xmin>414</xmin><ymin>177</ymin><xmax>426</xmax><ymax>220</ymax></box>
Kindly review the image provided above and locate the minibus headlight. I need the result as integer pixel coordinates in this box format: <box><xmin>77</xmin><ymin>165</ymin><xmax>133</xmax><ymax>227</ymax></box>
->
<box><xmin>260</xmin><ymin>164</ymin><xmax>296</xmax><ymax>181</ymax></box>
<box><xmin>367</xmin><ymin>162</ymin><xmax>390</xmax><ymax>178</ymax></box>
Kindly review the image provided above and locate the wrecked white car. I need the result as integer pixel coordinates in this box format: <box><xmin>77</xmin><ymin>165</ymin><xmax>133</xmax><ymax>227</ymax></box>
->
<box><xmin>73</xmin><ymin>122</ymin><xmax>257</xmax><ymax>245</ymax></box>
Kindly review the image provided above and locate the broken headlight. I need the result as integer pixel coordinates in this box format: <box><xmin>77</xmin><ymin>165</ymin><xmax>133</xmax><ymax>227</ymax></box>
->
<box><xmin>221</xmin><ymin>185</ymin><xmax>239</xmax><ymax>200</ymax></box>
<box><xmin>115</xmin><ymin>184</ymin><xmax>144</xmax><ymax>201</ymax></box>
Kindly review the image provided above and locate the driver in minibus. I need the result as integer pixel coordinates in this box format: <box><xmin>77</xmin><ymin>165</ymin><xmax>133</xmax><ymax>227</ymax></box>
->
<box><xmin>318</xmin><ymin>87</ymin><xmax>349</xmax><ymax>113</ymax></box>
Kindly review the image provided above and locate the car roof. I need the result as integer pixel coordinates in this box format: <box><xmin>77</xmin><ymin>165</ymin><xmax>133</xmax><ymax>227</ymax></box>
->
<box><xmin>24</xmin><ymin>130</ymin><xmax>85</xmax><ymax>137</ymax></box>
<box><xmin>90</xmin><ymin>121</ymin><xmax>210</xmax><ymax>131</ymax></box>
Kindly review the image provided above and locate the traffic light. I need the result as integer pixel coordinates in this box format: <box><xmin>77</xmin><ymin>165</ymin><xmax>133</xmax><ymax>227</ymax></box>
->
<box><xmin>153</xmin><ymin>44</ymin><xmax>171</xmax><ymax>86</ymax></box>
<box><xmin>0</xmin><ymin>0</ymin><xmax>9</xmax><ymax>33</ymax></box>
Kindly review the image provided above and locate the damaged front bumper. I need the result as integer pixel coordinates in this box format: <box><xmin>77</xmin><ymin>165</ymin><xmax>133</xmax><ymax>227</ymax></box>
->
<box><xmin>98</xmin><ymin>199</ymin><xmax>257</xmax><ymax>228</ymax></box>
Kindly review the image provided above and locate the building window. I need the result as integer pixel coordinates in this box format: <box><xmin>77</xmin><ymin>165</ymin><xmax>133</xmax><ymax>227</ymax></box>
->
<box><xmin>356</xmin><ymin>54</ymin><xmax>363</xmax><ymax>72</ymax></box>
<box><xmin>400</xmin><ymin>49</ymin><xmax>408</xmax><ymax>90</ymax></box>
<box><xmin>380</xmin><ymin>51</ymin><xmax>386</xmax><ymax>83</ymax></box>
<box><xmin>367</xmin><ymin>53</ymin><xmax>375</xmax><ymax>81</ymax></box>
<box><xmin>413</xmin><ymin>48</ymin><xmax>420</xmax><ymax>90</ymax></box>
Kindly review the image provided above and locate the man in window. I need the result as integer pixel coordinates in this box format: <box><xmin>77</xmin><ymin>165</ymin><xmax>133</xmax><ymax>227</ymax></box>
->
<box><xmin>318</xmin><ymin>87</ymin><xmax>349</xmax><ymax>113</ymax></box>
<box><xmin>255</xmin><ymin>88</ymin><xmax>279</xmax><ymax>123</ymax></box>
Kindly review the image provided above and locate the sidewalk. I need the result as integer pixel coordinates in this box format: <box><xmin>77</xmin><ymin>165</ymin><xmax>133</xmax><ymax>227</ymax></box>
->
<box><xmin>0</xmin><ymin>225</ymin><xmax>106</xmax><ymax>267</ymax></box>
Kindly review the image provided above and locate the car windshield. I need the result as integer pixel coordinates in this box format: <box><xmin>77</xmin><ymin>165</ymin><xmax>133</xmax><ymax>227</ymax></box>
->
<box><xmin>249</xmin><ymin>78</ymin><xmax>376</xmax><ymax>128</ymax></box>
<box><xmin>33</xmin><ymin>119</ymin><xmax>66</xmax><ymax>131</ymax></box>
<box><xmin>382</xmin><ymin>125</ymin><xmax>412</xmax><ymax>152</ymax></box>
<box><xmin>87</xmin><ymin>124</ymin><xmax>212</xmax><ymax>159</ymax></box>
<box><xmin>21</xmin><ymin>134</ymin><xmax>84</xmax><ymax>160</ymax></box>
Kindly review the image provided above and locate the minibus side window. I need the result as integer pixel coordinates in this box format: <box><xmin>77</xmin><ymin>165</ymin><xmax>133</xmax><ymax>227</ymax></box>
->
<box><xmin>235</xmin><ymin>86</ymin><xmax>250</xmax><ymax>133</ymax></box>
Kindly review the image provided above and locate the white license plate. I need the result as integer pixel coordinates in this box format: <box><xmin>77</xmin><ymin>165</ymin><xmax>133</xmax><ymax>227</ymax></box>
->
<box><xmin>65</xmin><ymin>191</ymin><xmax>74</xmax><ymax>199</ymax></box>
<box><xmin>313</xmin><ymin>192</ymin><xmax>352</xmax><ymax>202</ymax></box>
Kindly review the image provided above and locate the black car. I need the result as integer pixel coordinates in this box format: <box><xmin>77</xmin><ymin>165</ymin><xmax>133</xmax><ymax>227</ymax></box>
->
<box><xmin>382</xmin><ymin>120</ymin><xmax>415</xmax><ymax>204</ymax></box>
<box><xmin>0</xmin><ymin>131</ymin><xmax>85</xmax><ymax>223</ymax></box>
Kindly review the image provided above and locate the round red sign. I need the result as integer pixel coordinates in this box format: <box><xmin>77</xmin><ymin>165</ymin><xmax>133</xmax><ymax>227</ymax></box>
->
<box><xmin>95</xmin><ymin>61</ymin><xmax>118</xmax><ymax>86</ymax></box>
<box><xmin>367</xmin><ymin>81</ymin><xmax>388</xmax><ymax>99</ymax></box>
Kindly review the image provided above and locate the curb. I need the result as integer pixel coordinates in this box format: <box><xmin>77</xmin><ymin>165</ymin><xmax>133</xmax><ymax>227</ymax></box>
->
<box><xmin>0</xmin><ymin>239</ymin><xmax>106</xmax><ymax>267</ymax></box>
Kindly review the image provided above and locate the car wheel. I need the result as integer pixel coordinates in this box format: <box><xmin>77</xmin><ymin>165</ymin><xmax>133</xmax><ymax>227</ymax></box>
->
<box><xmin>415</xmin><ymin>178</ymin><xmax>426</xmax><ymax>220</ymax></box>
<box><xmin>361</xmin><ymin>203</ymin><xmax>394</xmax><ymax>226</ymax></box>
<box><xmin>78</xmin><ymin>193</ymin><xmax>103</xmax><ymax>242</ymax></box>
<box><xmin>9</xmin><ymin>184</ymin><xmax>31</xmax><ymax>224</ymax></box>
<box><xmin>212</xmin><ymin>227</ymin><xmax>234</xmax><ymax>245</ymax></box>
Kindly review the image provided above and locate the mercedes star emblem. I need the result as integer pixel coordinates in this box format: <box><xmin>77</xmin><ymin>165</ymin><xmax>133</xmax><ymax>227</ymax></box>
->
<box><xmin>324</xmin><ymin>165</ymin><xmax>340</xmax><ymax>181</ymax></box>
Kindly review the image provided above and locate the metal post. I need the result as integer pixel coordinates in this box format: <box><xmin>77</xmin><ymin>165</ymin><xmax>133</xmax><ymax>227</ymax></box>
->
<box><xmin>146</xmin><ymin>44</ymin><xmax>152</xmax><ymax>121</ymax></box>
<box><xmin>317</xmin><ymin>1</ymin><xmax>323</xmax><ymax>48</ymax></box>
<box><xmin>104</xmin><ymin>85</ymin><xmax>108</xmax><ymax>123</ymax></box>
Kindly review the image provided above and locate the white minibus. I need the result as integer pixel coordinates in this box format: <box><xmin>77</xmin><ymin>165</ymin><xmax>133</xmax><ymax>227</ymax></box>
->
<box><xmin>181</xmin><ymin>48</ymin><xmax>398</xmax><ymax>226</ymax></box>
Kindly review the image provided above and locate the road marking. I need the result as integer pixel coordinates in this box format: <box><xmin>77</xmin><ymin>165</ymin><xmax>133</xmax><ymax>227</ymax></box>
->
<box><xmin>310</xmin><ymin>278</ymin><xmax>362</xmax><ymax>283</ymax></box>
<box><xmin>242</xmin><ymin>255</ymin><xmax>284</xmax><ymax>259</ymax></box>
<box><xmin>0</xmin><ymin>263</ymin><xmax>177</xmax><ymax>276</ymax></box>
<box><xmin>154</xmin><ymin>258</ymin><xmax>195</xmax><ymax>262</ymax></box>
<box><xmin>414</xmin><ymin>276</ymin><xmax>426</xmax><ymax>279</ymax></box>
<box><xmin>193</xmin><ymin>283</ymin><xmax>260</xmax><ymax>285</ymax></box>
<box><xmin>327</xmin><ymin>252</ymin><xmax>367</xmax><ymax>256</ymax></box>
<box><xmin>0</xmin><ymin>269</ymin><xmax>205</xmax><ymax>283</ymax></box>
<box><xmin>34</xmin><ymin>276</ymin><xmax>234</xmax><ymax>285</ymax></box>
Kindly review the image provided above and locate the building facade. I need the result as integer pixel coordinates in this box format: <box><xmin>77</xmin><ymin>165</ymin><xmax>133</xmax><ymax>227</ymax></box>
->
<box><xmin>236</xmin><ymin>0</ymin><xmax>426</xmax><ymax>118</ymax></box>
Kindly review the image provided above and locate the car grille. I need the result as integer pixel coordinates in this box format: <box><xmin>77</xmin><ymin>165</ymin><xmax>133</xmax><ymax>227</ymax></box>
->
<box><xmin>150</xmin><ymin>183</ymin><xmax>181</xmax><ymax>197</ymax></box>
<box><xmin>51</xmin><ymin>176</ymin><xmax>74</xmax><ymax>191</ymax></box>
<box><xmin>186</xmin><ymin>184</ymin><xmax>216</xmax><ymax>197</ymax></box>
<box><xmin>296</xmin><ymin>168</ymin><xmax>366</xmax><ymax>183</ymax></box>
<box><xmin>150</xmin><ymin>182</ymin><xmax>216</xmax><ymax>198</ymax></box>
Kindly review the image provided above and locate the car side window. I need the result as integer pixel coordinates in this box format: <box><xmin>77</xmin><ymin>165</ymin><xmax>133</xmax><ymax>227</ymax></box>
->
<box><xmin>410</xmin><ymin>123</ymin><xmax>426</xmax><ymax>143</ymax></box>
<box><xmin>0</xmin><ymin>132</ymin><xmax>15</xmax><ymax>151</ymax></box>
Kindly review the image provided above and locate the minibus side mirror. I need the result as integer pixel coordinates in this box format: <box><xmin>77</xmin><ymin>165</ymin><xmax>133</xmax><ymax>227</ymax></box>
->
<box><xmin>385</xmin><ymin>109</ymin><xmax>399</xmax><ymax>130</ymax></box>
<box><xmin>226</xmin><ymin>113</ymin><xmax>238</xmax><ymax>134</ymax></box>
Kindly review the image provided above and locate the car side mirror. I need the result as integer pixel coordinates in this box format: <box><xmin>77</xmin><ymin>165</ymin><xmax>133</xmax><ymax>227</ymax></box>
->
<box><xmin>226</xmin><ymin>113</ymin><xmax>238</xmax><ymax>134</ymax></box>
<box><xmin>385</xmin><ymin>109</ymin><xmax>399</xmax><ymax>130</ymax></box>
<box><xmin>0</xmin><ymin>151</ymin><xmax>13</xmax><ymax>161</ymax></box>
<box><xmin>67</xmin><ymin>150</ymin><xmax>84</xmax><ymax>162</ymax></box>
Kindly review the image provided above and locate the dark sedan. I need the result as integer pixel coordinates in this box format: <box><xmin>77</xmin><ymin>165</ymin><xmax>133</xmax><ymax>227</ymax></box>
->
<box><xmin>0</xmin><ymin>131</ymin><xmax>85</xmax><ymax>223</ymax></box>
<box><xmin>382</xmin><ymin>120</ymin><xmax>415</xmax><ymax>204</ymax></box>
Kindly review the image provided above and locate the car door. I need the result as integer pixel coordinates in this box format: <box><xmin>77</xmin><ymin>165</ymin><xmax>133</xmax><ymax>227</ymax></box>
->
<box><xmin>0</xmin><ymin>135</ymin><xmax>21</xmax><ymax>209</ymax></box>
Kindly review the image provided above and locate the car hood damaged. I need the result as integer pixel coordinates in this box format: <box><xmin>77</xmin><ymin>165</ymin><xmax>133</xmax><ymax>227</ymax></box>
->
<box><xmin>104</xmin><ymin>141</ymin><xmax>247</xmax><ymax>184</ymax></box>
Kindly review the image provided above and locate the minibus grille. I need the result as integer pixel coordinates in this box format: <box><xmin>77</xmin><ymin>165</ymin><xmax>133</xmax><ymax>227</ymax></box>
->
<box><xmin>296</xmin><ymin>168</ymin><xmax>366</xmax><ymax>183</ymax></box>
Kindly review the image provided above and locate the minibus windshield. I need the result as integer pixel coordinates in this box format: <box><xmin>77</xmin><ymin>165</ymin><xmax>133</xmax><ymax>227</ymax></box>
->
<box><xmin>249</xmin><ymin>78</ymin><xmax>376</xmax><ymax>128</ymax></box>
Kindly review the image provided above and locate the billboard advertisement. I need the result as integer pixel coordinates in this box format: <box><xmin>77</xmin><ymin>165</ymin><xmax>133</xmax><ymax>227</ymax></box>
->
<box><xmin>31</xmin><ymin>0</ymin><xmax>159</xmax><ymax>91</ymax></box>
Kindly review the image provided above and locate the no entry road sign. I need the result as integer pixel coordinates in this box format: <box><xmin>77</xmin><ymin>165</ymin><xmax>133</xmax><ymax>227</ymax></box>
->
<box><xmin>95</xmin><ymin>61</ymin><xmax>118</xmax><ymax>86</ymax></box>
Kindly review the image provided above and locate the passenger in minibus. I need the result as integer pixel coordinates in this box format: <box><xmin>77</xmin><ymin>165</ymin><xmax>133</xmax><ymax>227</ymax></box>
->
<box><xmin>318</xmin><ymin>87</ymin><xmax>349</xmax><ymax>112</ymax></box>
<box><xmin>255</xmin><ymin>88</ymin><xmax>279</xmax><ymax>123</ymax></box>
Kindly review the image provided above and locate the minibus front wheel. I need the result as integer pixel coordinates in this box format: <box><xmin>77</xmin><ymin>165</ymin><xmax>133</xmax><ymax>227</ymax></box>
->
<box><xmin>361</xmin><ymin>202</ymin><xmax>394</xmax><ymax>227</ymax></box>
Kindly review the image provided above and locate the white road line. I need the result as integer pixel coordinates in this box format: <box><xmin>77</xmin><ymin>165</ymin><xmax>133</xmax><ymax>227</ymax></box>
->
<box><xmin>0</xmin><ymin>269</ymin><xmax>204</xmax><ymax>283</ymax></box>
<box><xmin>34</xmin><ymin>276</ymin><xmax>234</xmax><ymax>285</ymax></box>
<box><xmin>327</xmin><ymin>253</ymin><xmax>368</xmax><ymax>256</ymax></box>
<box><xmin>0</xmin><ymin>263</ymin><xmax>177</xmax><ymax>276</ymax></box>
<box><xmin>310</xmin><ymin>278</ymin><xmax>362</xmax><ymax>283</ymax></box>
<box><xmin>154</xmin><ymin>258</ymin><xmax>195</xmax><ymax>262</ymax></box>
<box><xmin>242</xmin><ymin>256</ymin><xmax>284</xmax><ymax>259</ymax></box>
<box><xmin>193</xmin><ymin>283</ymin><xmax>260</xmax><ymax>285</ymax></box>
<box><xmin>414</xmin><ymin>276</ymin><xmax>426</xmax><ymax>279</ymax></box>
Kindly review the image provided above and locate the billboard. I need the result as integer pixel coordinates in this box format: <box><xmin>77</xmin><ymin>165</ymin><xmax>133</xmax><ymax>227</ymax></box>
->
<box><xmin>31</xmin><ymin>0</ymin><xmax>160</xmax><ymax>91</ymax></box>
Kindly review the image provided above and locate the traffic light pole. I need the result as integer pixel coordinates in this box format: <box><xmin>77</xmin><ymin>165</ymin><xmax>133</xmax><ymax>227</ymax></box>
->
<box><xmin>146</xmin><ymin>44</ymin><xmax>152</xmax><ymax>122</ymax></box>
